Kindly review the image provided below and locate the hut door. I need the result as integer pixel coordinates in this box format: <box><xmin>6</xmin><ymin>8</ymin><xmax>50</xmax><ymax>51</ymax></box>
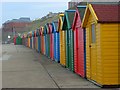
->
<box><xmin>90</xmin><ymin>24</ymin><xmax>97</xmax><ymax>81</ymax></box>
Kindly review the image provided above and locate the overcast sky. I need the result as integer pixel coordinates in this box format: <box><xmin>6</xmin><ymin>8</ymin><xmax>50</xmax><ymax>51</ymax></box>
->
<box><xmin>1</xmin><ymin>0</ymin><xmax>71</xmax><ymax>27</ymax></box>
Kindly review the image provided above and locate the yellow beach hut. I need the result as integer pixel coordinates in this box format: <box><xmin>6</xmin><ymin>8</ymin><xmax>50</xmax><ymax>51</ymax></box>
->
<box><xmin>57</xmin><ymin>14</ymin><xmax>66</xmax><ymax>66</ymax></box>
<box><xmin>82</xmin><ymin>4</ymin><xmax>120</xmax><ymax>86</ymax></box>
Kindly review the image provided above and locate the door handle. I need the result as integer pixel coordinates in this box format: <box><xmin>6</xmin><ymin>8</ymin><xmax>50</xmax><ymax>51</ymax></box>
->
<box><xmin>89</xmin><ymin>45</ymin><xmax>91</xmax><ymax>47</ymax></box>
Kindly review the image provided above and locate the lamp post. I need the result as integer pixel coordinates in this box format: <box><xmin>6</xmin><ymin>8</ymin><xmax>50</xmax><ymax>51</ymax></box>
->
<box><xmin>7</xmin><ymin>35</ymin><xmax>11</xmax><ymax>44</ymax></box>
<box><xmin>12</xmin><ymin>26</ymin><xmax>16</xmax><ymax>37</ymax></box>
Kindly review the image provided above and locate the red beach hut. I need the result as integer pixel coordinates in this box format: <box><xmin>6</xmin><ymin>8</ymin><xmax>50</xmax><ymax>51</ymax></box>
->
<box><xmin>13</xmin><ymin>36</ymin><xmax>17</xmax><ymax>45</ymax></box>
<box><xmin>49</xmin><ymin>23</ymin><xmax>54</xmax><ymax>60</ymax></box>
<box><xmin>72</xmin><ymin>6</ymin><xmax>86</xmax><ymax>77</ymax></box>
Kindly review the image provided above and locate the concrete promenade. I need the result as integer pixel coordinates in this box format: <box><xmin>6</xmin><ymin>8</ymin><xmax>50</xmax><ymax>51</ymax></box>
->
<box><xmin>2</xmin><ymin>44</ymin><xmax>99</xmax><ymax>88</ymax></box>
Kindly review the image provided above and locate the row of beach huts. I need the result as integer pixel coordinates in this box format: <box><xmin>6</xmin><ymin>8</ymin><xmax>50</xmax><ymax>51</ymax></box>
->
<box><xmin>14</xmin><ymin>2</ymin><xmax>120</xmax><ymax>88</ymax></box>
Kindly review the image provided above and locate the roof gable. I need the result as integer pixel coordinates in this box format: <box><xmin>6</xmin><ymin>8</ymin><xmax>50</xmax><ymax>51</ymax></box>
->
<box><xmin>82</xmin><ymin>4</ymin><xmax>99</xmax><ymax>27</ymax></box>
<box><xmin>77</xmin><ymin>6</ymin><xmax>86</xmax><ymax>21</ymax></box>
<box><xmin>57</xmin><ymin>14</ymin><xmax>64</xmax><ymax>31</ymax></box>
<box><xmin>62</xmin><ymin>14</ymin><xmax>68</xmax><ymax>30</ymax></box>
<box><xmin>43</xmin><ymin>24</ymin><xmax>48</xmax><ymax>34</ymax></box>
<box><xmin>40</xmin><ymin>26</ymin><xmax>44</xmax><ymax>35</ymax></box>
<box><xmin>35</xmin><ymin>29</ymin><xmax>39</xmax><ymax>36</ymax></box>
<box><xmin>72</xmin><ymin>6</ymin><xmax>86</xmax><ymax>30</ymax></box>
<box><xmin>66</xmin><ymin>10</ymin><xmax>76</xmax><ymax>29</ymax></box>
<box><xmin>51</xmin><ymin>21</ymin><xmax>58</xmax><ymax>33</ymax></box>
<box><xmin>49</xmin><ymin>23</ymin><xmax>53</xmax><ymax>33</ymax></box>
<box><xmin>62</xmin><ymin>10</ymin><xmax>76</xmax><ymax>30</ymax></box>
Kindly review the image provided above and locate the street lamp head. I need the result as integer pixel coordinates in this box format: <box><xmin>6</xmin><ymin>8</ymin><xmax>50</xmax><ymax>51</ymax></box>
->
<box><xmin>8</xmin><ymin>35</ymin><xmax>11</xmax><ymax>39</ymax></box>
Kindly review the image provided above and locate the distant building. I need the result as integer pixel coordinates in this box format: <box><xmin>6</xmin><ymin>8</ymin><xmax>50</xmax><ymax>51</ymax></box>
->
<box><xmin>41</xmin><ymin>12</ymin><xmax>58</xmax><ymax>20</ymax></box>
<box><xmin>46</xmin><ymin>12</ymin><xmax>57</xmax><ymax>18</ymax></box>
<box><xmin>68</xmin><ymin>0</ymin><xmax>82</xmax><ymax>9</ymax></box>
<box><xmin>2</xmin><ymin>17</ymin><xmax>31</xmax><ymax>43</ymax></box>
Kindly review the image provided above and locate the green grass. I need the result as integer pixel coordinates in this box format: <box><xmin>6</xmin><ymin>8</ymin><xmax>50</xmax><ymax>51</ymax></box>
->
<box><xmin>22</xmin><ymin>14</ymin><xmax>59</xmax><ymax>34</ymax></box>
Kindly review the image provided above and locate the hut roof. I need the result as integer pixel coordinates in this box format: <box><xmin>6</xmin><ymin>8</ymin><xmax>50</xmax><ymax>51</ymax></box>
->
<box><xmin>62</xmin><ymin>10</ymin><xmax>76</xmax><ymax>30</ymax></box>
<box><xmin>82</xmin><ymin>3</ymin><xmax>119</xmax><ymax>27</ymax></box>
<box><xmin>77</xmin><ymin>6</ymin><xmax>86</xmax><ymax>21</ymax></box>
<box><xmin>92</xmin><ymin>4</ymin><xmax>119</xmax><ymax>23</ymax></box>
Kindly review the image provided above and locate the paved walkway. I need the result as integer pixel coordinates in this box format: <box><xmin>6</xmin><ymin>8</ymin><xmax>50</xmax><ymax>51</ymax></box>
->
<box><xmin>2</xmin><ymin>44</ymin><xmax>99</xmax><ymax>88</ymax></box>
